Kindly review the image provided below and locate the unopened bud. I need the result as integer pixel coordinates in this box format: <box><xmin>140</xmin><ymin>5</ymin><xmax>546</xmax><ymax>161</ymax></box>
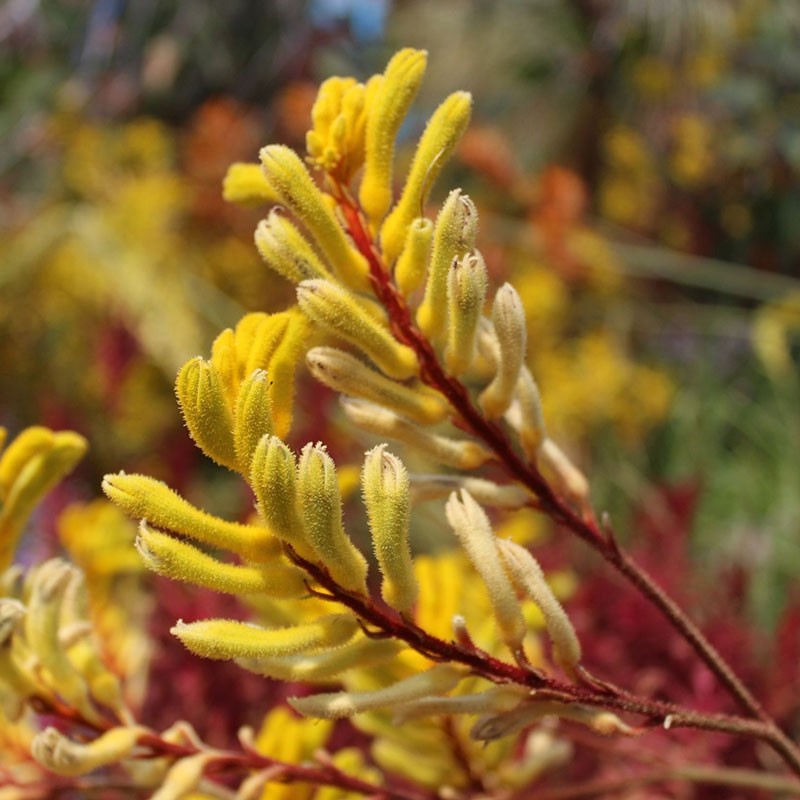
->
<box><xmin>307</xmin><ymin>347</ymin><xmax>447</xmax><ymax>425</ymax></box>
<box><xmin>445</xmin><ymin>252</ymin><xmax>488</xmax><ymax>374</ymax></box>
<box><xmin>297</xmin><ymin>280</ymin><xmax>418</xmax><ymax>380</ymax></box>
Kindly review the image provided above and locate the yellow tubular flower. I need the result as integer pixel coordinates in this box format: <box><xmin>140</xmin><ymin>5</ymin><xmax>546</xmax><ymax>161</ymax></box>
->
<box><xmin>445</xmin><ymin>490</ymin><xmax>527</xmax><ymax>656</ymax></box>
<box><xmin>497</xmin><ymin>539</ymin><xmax>581</xmax><ymax>676</ymax></box>
<box><xmin>359</xmin><ymin>48</ymin><xmax>428</xmax><ymax>228</ymax></box>
<box><xmin>341</xmin><ymin>398</ymin><xmax>491</xmax><ymax>470</ymax></box>
<box><xmin>175</xmin><ymin>357</ymin><xmax>237</xmax><ymax>470</ymax></box>
<box><xmin>209</xmin><ymin>328</ymin><xmax>239</xmax><ymax>409</ymax></box>
<box><xmin>102</xmin><ymin>473</ymin><xmax>278</xmax><ymax>560</ymax></box>
<box><xmin>394</xmin><ymin>217</ymin><xmax>434</xmax><ymax>296</ymax></box>
<box><xmin>136</xmin><ymin>522</ymin><xmax>306</xmax><ymax>598</ymax></box>
<box><xmin>362</xmin><ymin>445</ymin><xmax>418</xmax><ymax>616</ymax></box>
<box><xmin>480</xmin><ymin>283</ymin><xmax>527</xmax><ymax>418</ymax></box>
<box><xmin>445</xmin><ymin>252</ymin><xmax>488</xmax><ymax>375</ymax></box>
<box><xmin>150</xmin><ymin>752</ymin><xmax>216</xmax><ymax>800</ymax></box>
<box><xmin>297</xmin><ymin>443</ymin><xmax>369</xmax><ymax>595</ymax></box>
<box><xmin>254</xmin><ymin>209</ymin><xmax>333</xmax><ymax>284</ymax></box>
<box><xmin>233</xmin><ymin>369</ymin><xmax>273</xmax><ymax>475</ymax></box>
<box><xmin>222</xmin><ymin>163</ymin><xmax>281</xmax><ymax>205</ymax></box>
<box><xmin>263</xmin><ymin>309</ymin><xmax>313</xmax><ymax>439</ymax></box>
<box><xmin>31</xmin><ymin>725</ymin><xmax>147</xmax><ymax>777</ymax></box>
<box><xmin>416</xmin><ymin>190</ymin><xmax>478</xmax><ymax>341</ymax></box>
<box><xmin>297</xmin><ymin>279</ymin><xmax>418</xmax><ymax>380</ymax></box>
<box><xmin>289</xmin><ymin>663</ymin><xmax>464</xmax><ymax>719</ymax></box>
<box><xmin>307</xmin><ymin>75</ymin><xmax>373</xmax><ymax>183</ymax></box>
<box><xmin>380</xmin><ymin>91</ymin><xmax>472</xmax><ymax>265</ymax></box>
<box><xmin>0</xmin><ymin>430</ymin><xmax>88</xmax><ymax>570</ymax></box>
<box><xmin>171</xmin><ymin>613</ymin><xmax>359</xmax><ymax>660</ymax></box>
<box><xmin>249</xmin><ymin>435</ymin><xmax>316</xmax><ymax>561</ymax></box>
<box><xmin>306</xmin><ymin>346</ymin><xmax>448</xmax><ymax>425</ymax></box>
<box><xmin>25</xmin><ymin>560</ymin><xmax>100</xmax><ymax>723</ymax></box>
<box><xmin>259</xmin><ymin>145</ymin><xmax>370</xmax><ymax>290</ymax></box>
<box><xmin>506</xmin><ymin>366</ymin><xmax>546</xmax><ymax>460</ymax></box>
<box><xmin>238</xmin><ymin>636</ymin><xmax>404</xmax><ymax>681</ymax></box>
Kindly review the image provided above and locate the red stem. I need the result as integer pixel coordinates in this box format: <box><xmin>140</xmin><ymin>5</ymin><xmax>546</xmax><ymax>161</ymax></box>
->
<box><xmin>332</xmin><ymin>186</ymin><xmax>800</xmax><ymax>777</ymax></box>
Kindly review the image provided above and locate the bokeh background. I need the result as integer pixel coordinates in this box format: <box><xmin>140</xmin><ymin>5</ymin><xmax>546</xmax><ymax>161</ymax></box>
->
<box><xmin>2</xmin><ymin>0</ymin><xmax>799</xmax><ymax>641</ymax></box>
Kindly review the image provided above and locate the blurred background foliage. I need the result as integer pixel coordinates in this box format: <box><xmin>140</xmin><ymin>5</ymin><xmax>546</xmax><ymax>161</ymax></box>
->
<box><xmin>1</xmin><ymin>0</ymin><xmax>799</xmax><ymax>631</ymax></box>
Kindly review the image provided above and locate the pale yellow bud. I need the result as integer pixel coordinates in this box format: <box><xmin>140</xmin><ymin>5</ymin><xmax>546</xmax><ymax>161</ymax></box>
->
<box><xmin>259</xmin><ymin>144</ymin><xmax>369</xmax><ymax>290</ymax></box>
<box><xmin>102</xmin><ymin>473</ymin><xmax>278</xmax><ymax>560</ymax></box>
<box><xmin>408</xmin><ymin>474</ymin><xmax>529</xmax><ymax>508</ymax></box>
<box><xmin>297</xmin><ymin>279</ymin><xmax>418</xmax><ymax>380</ymax></box>
<box><xmin>341</xmin><ymin>398</ymin><xmax>491</xmax><ymax>469</ymax></box>
<box><xmin>297</xmin><ymin>443</ymin><xmax>369</xmax><ymax>595</ymax></box>
<box><xmin>175</xmin><ymin>357</ymin><xmax>237</xmax><ymax>470</ymax></box>
<box><xmin>394</xmin><ymin>217</ymin><xmax>433</xmax><ymax>296</ymax></box>
<box><xmin>254</xmin><ymin>210</ymin><xmax>333</xmax><ymax>283</ymax></box>
<box><xmin>249</xmin><ymin>435</ymin><xmax>315</xmax><ymax>561</ymax></box>
<box><xmin>497</xmin><ymin>539</ymin><xmax>581</xmax><ymax>676</ymax></box>
<box><xmin>480</xmin><ymin>283</ymin><xmax>527</xmax><ymax>418</ymax></box>
<box><xmin>289</xmin><ymin>663</ymin><xmax>464</xmax><ymax>719</ymax></box>
<box><xmin>150</xmin><ymin>753</ymin><xmax>216</xmax><ymax>800</ymax></box>
<box><xmin>538</xmin><ymin>438</ymin><xmax>591</xmax><ymax>516</ymax></box>
<box><xmin>380</xmin><ymin>92</ymin><xmax>473</xmax><ymax>264</ymax></box>
<box><xmin>306</xmin><ymin>346</ymin><xmax>447</xmax><ymax>425</ymax></box>
<box><xmin>233</xmin><ymin>369</ymin><xmax>273</xmax><ymax>474</ymax></box>
<box><xmin>172</xmin><ymin>614</ymin><xmax>359</xmax><ymax>660</ymax></box>
<box><xmin>360</xmin><ymin>48</ymin><xmax>427</xmax><ymax>227</ymax></box>
<box><xmin>445</xmin><ymin>490</ymin><xmax>527</xmax><ymax>655</ymax></box>
<box><xmin>505</xmin><ymin>366</ymin><xmax>546</xmax><ymax>459</ymax></box>
<box><xmin>238</xmin><ymin>636</ymin><xmax>403</xmax><ymax>681</ymax></box>
<box><xmin>136</xmin><ymin>522</ymin><xmax>306</xmax><ymax>598</ymax></box>
<box><xmin>223</xmin><ymin>163</ymin><xmax>280</xmax><ymax>205</ymax></box>
<box><xmin>445</xmin><ymin>252</ymin><xmax>488</xmax><ymax>374</ymax></box>
<box><xmin>396</xmin><ymin>684</ymin><xmax>525</xmax><ymax>721</ymax></box>
<box><xmin>362</xmin><ymin>445</ymin><xmax>418</xmax><ymax>615</ymax></box>
<box><xmin>31</xmin><ymin>725</ymin><xmax>146</xmax><ymax>776</ymax></box>
<box><xmin>416</xmin><ymin>189</ymin><xmax>478</xmax><ymax>340</ymax></box>
<box><xmin>26</xmin><ymin>560</ymin><xmax>100</xmax><ymax>723</ymax></box>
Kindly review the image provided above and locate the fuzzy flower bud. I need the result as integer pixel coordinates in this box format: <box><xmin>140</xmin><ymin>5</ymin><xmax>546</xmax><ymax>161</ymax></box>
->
<box><xmin>307</xmin><ymin>347</ymin><xmax>447</xmax><ymax>425</ymax></box>
<box><xmin>297</xmin><ymin>443</ymin><xmax>369</xmax><ymax>595</ymax></box>
<box><xmin>416</xmin><ymin>189</ymin><xmax>478</xmax><ymax>341</ymax></box>
<box><xmin>362</xmin><ymin>445</ymin><xmax>418</xmax><ymax>615</ymax></box>
<box><xmin>360</xmin><ymin>48</ymin><xmax>427</xmax><ymax>228</ymax></box>
<box><xmin>480</xmin><ymin>283</ymin><xmax>527</xmax><ymax>418</ymax></box>
<box><xmin>254</xmin><ymin>210</ymin><xmax>333</xmax><ymax>283</ymax></box>
<box><xmin>223</xmin><ymin>163</ymin><xmax>280</xmax><ymax>205</ymax></box>
<box><xmin>289</xmin><ymin>663</ymin><xmax>464</xmax><ymax>719</ymax></box>
<box><xmin>497</xmin><ymin>539</ymin><xmax>582</xmax><ymax>676</ymax></box>
<box><xmin>380</xmin><ymin>91</ymin><xmax>472</xmax><ymax>264</ymax></box>
<box><xmin>31</xmin><ymin>725</ymin><xmax>146</xmax><ymax>776</ymax></box>
<box><xmin>505</xmin><ymin>366</ymin><xmax>546</xmax><ymax>459</ymax></box>
<box><xmin>394</xmin><ymin>217</ymin><xmax>433</xmax><ymax>296</ymax></box>
<box><xmin>445</xmin><ymin>252</ymin><xmax>488</xmax><ymax>374</ymax></box>
<box><xmin>341</xmin><ymin>398</ymin><xmax>491</xmax><ymax>469</ymax></box>
<box><xmin>445</xmin><ymin>490</ymin><xmax>527</xmax><ymax>656</ymax></box>
<box><xmin>175</xmin><ymin>357</ymin><xmax>237</xmax><ymax>470</ymax></box>
<box><xmin>136</xmin><ymin>522</ymin><xmax>306</xmax><ymax>598</ymax></box>
<box><xmin>297</xmin><ymin>279</ymin><xmax>418</xmax><ymax>380</ymax></box>
<box><xmin>233</xmin><ymin>369</ymin><xmax>274</xmax><ymax>475</ymax></box>
<box><xmin>172</xmin><ymin>614</ymin><xmax>359</xmax><ymax>660</ymax></box>
<box><xmin>259</xmin><ymin>144</ymin><xmax>369</xmax><ymax>290</ymax></box>
<box><xmin>538</xmin><ymin>438</ymin><xmax>591</xmax><ymax>517</ymax></box>
<box><xmin>103</xmin><ymin>473</ymin><xmax>278</xmax><ymax>560</ymax></box>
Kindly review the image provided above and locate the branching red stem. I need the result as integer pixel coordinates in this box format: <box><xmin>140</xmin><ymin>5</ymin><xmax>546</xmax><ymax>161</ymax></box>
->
<box><xmin>332</xmin><ymin>185</ymin><xmax>800</xmax><ymax>778</ymax></box>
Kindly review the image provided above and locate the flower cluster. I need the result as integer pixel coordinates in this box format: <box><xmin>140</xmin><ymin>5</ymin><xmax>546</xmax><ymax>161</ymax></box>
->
<box><xmin>3</xmin><ymin>46</ymin><xmax>799</xmax><ymax>800</ymax></box>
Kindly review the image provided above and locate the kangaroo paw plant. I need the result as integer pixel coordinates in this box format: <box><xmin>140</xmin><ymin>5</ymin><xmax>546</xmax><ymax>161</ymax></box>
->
<box><xmin>4</xmin><ymin>48</ymin><xmax>800</xmax><ymax>800</ymax></box>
